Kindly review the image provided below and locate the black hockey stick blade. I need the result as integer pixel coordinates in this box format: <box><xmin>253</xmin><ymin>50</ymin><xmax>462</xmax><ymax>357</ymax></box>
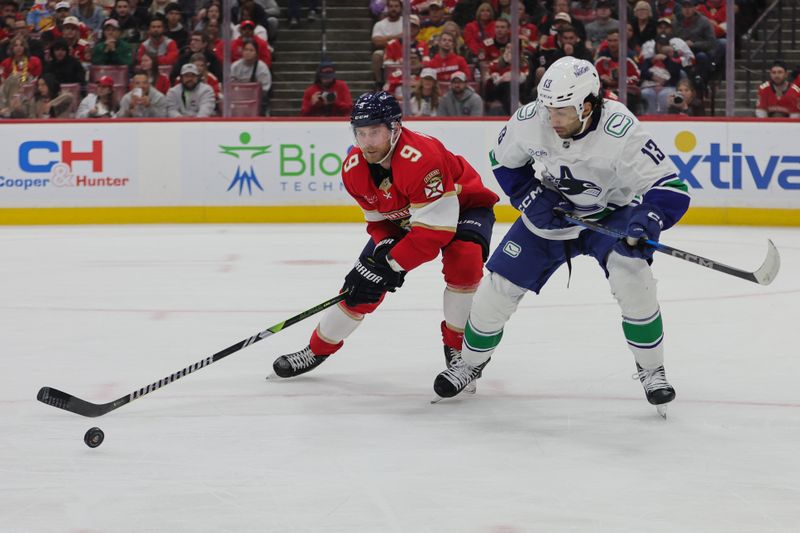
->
<box><xmin>37</xmin><ymin>293</ymin><xmax>346</xmax><ymax>418</ymax></box>
<box><xmin>37</xmin><ymin>386</ymin><xmax>121</xmax><ymax>418</ymax></box>
<box><xmin>558</xmin><ymin>210</ymin><xmax>781</xmax><ymax>286</ymax></box>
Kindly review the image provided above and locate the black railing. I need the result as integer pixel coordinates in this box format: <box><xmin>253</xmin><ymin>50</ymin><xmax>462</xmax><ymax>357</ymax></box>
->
<box><xmin>742</xmin><ymin>0</ymin><xmax>798</xmax><ymax>108</ymax></box>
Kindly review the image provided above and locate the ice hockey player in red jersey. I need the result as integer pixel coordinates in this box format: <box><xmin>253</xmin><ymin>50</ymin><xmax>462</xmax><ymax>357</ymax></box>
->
<box><xmin>271</xmin><ymin>91</ymin><xmax>499</xmax><ymax>384</ymax></box>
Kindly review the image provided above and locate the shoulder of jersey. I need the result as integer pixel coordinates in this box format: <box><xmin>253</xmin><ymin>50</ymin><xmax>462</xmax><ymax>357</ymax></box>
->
<box><xmin>599</xmin><ymin>99</ymin><xmax>638</xmax><ymax>140</ymax></box>
<box><xmin>759</xmin><ymin>81</ymin><xmax>771</xmax><ymax>90</ymax></box>
<box><xmin>791</xmin><ymin>83</ymin><xmax>800</xmax><ymax>93</ymax></box>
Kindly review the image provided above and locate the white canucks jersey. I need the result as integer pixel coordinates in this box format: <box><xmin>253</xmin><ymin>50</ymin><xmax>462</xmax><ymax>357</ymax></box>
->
<box><xmin>491</xmin><ymin>99</ymin><xmax>687</xmax><ymax>240</ymax></box>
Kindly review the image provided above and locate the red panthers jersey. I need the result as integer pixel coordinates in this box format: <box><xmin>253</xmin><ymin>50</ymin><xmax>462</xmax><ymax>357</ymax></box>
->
<box><xmin>342</xmin><ymin>128</ymin><xmax>498</xmax><ymax>272</ymax></box>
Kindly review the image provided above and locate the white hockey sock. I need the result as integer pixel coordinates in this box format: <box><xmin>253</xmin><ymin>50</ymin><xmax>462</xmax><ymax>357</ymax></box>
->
<box><xmin>317</xmin><ymin>303</ymin><xmax>363</xmax><ymax>345</ymax></box>
<box><xmin>461</xmin><ymin>272</ymin><xmax>527</xmax><ymax>367</ymax></box>
<box><xmin>443</xmin><ymin>284</ymin><xmax>477</xmax><ymax>333</ymax></box>
<box><xmin>607</xmin><ymin>251</ymin><xmax>664</xmax><ymax>369</ymax></box>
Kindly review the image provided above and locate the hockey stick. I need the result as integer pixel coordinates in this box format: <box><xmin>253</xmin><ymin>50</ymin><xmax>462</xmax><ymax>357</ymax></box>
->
<box><xmin>37</xmin><ymin>293</ymin><xmax>347</xmax><ymax>418</ymax></box>
<box><xmin>556</xmin><ymin>209</ymin><xmax>780</xmax><ymax>286</ymax></box>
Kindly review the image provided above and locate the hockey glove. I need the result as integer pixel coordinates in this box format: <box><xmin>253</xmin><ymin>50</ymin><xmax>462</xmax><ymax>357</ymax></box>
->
<box><xmin>342</xmin><ymin>244</ymin><xmax>405</xmax><ymax>306</ymax></box>
<box><xmin>518</xmin><ymin>185</ymin><xmax>574</xmax><ymax>230</ymax></box>
<box><xmin>613</xmin><ymin>204</ymin><xmax>665</xmax><ymax>260</ymax></box>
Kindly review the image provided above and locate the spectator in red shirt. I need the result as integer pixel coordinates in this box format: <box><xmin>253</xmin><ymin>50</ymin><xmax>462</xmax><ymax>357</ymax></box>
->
<box><xmin>301</xmin><ymin>60</ymin><xmax>352</xmax><ymax>116</ymax></box>
<box><xmin>463</xmin><ymin>2</ymin><xmax>495</xmax><ymax>58</ymax></box>
<box><xmin>697</xmin><ymin>0</ymin><xmax>726</xmax><ymax>38</ymax></box>
<box><xmin>426</xmin><ymin>30</ymin><xmax>471</xmax><ymax>81</ymax></box>
<box><xmin>1</xmin><ymin>35</ymin><xmax>42</xmax><ymax>81</ymax></box>
<box><xmin>756</xmin><ymin>60</ymin><xmax>800</xmax><ymax>118</ymax></box>
<box><xmin>383</xmin><ymin>14</ymin><xmax>429</xmax><ymax>66</ymax></box>
<box><xmin>136</xmin><ymin>49</ymin><xmax>171</xmax><ymax>93</ymax></box>
<box><xmin>383</xmin><ymin>47</ymin><xmax>423</xmax><ymax>100</ymax></box>
<box><xmin>136</xmin><ymin>13</ymin><xmax>178</xmax><ymax>65</ymax></box>
<box><xmin>231</xmin><ymin>19</ymin><xmax>271</xmax><ymax>67</ymax></box>
<box><xmin>477</xmin><ymin>16</ymin><xmax>510</xmax><ymax>63</ymax></box>
<box><xmin>594</xmin><ymin>28</ymin><xmax>641</xmax><ymax>110</ymax></box>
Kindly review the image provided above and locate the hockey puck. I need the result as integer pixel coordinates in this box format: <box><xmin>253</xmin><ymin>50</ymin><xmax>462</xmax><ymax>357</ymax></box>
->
<box><xmin>84</xmin><ymin>427</ymin><xmax>104</xmax><ymax>448</ymax></box>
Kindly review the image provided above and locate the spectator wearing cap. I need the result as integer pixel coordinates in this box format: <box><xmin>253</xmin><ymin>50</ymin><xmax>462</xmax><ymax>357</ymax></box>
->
<box><xmin>463</xmin><ymin>2</ymin><xmax>495</xmax><ymax>58</ymax></box>
<box><xmin>108</xmin><ymin>0</ymin><xmax>148</xmax><ymax>46</ymax></box>
<box><xmin>408</xmin><ymin>66</ymin><xmax>439</xmax><ymax>116</ymax></box>
<box><xmin>231</xmin><ymin>19</ymin><xmax>271</xmax><ymax>67</ymax></box>
<box><xmin>170</xmin><ymin>30</ymin><xmax>221</xmax><ymax>84</ymax></box>
<box><xmin>640</xmin><ymin>32</ymin><xmax>685</xmax><ymax>114</ymax></box>
<box><xmin>673</xmin><ymin>0</ymin><xmax>717</xmax><ymax>81</ymax></box>
<box><xmin>371</xmin><ymin>0</ymin><xmax>403</xmax><ymax>85</ymax></box>
<box><xmin>594</xmin><ymin>28</ymin><xmax>641</xmax><ymax>110</ymax></box>
<box><xmin>425</xmin><ymin>31</ymin><xmax>471</xmax><ymax>82</ymax></box>
<box><xmin>41</xmin><ymin>0</ymin><xmax>73</xmax><ymax>46</ymax></box>
<box><xmin>164</xmin><ymin>2</ymin><xmax>187</xmax><ymax>50</ymax></box>
<box><xmin>76</xmin><ymin>75</ymin><xmax>119</xmax><ymax>117</ymax></box>
<box><xmin>417</xmin><ymin>0</ymin><xmax>447</xmax><ymax>46</ymax></box>
<box><xmin>439</xmin><ymin>69</ymin><xmax>483</xmax><ymax>116</ymax></box>
<box><xmin>230</xmin><ymin>38</ymin><xmax>271</xmax><ymax>114</ymax></box>
<box><xmin>570</xmin><ymin>0</ymin><xmax>597</xmax><ymax>24</ymax></box>
<box><xmin>538</xmin><ymin>0</ymin><xmax>586</xmax><ymax>43</ymax></box>
<box><xmin>640</xmin><ymin>17</ymin><xmax>694</xmax><ymax>70</ymax></box>
<box><xmin>91</xmin><ymin>18</ymin><xmax>133</xmax><ymax>65</ymax></box>
<box><xmin>383</xmin><ymin>14</ymin><xmax>429</xmax><ymax>67</ymax></box>
<box><xmin>756</xmin><ymin>61</ymin><xmax>800</xmax><ymax>118</ymax></box>
<box><xmin>585</xmin><ymin>0</ymin><xmax>618</xmax><ymax>51</ymax></box>
<box><xmin>71</xmin><ymin>0</ymin><xmax>106</xmax><ymax>34</ymax></box>
<box><xmin>57</xmin><ymin>15</ymin><xmax>92</xmax><ymax>63</ymax></box>
<box><xmin>534</xmin><ymin>24</ymin><xmax>592</xmax><ymax>86</ymax></box>
<box><xmin>44</xmin><ymin>37</ymin><xmax>85</xmax><ymax>85</ymax></box>
<box><xmin>165</xmin><ymin>61</ymin><xmax>215</xmax><ymax>117</ymax></box>
<box><xmin>1</xmin><ymin>35</ymin><xmax>42</xmax><ymax>81</ymax></box>
<box><xmin>0</xmin><ymin>16</ymin><xmax>45</xmax><ymax>63</ymax></box>
<box><xmin>136</xmin><ymin>13</ymin><xmax>178</xmax><ymax>65</ymax></box>
<box><xmin>300</xmin><ymin>60</ymin><xmax>352</xmax><ymax>116</ymax></box>
<box><xmin>188</xmin><ymin>51</ymin><xmax>219</xmax><ymax>103</ymax></box>
<box><xmin>118</xmin><ymin>68</ymin><xmax>168</xmax><ymax>116</ymax></box>
<box><xmin>631</xmin><ymin>0</ymin><xmax>657</xmax><ymax>50</ymax></box>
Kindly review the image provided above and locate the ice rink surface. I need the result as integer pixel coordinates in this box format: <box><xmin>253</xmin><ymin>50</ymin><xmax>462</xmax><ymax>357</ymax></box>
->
<box><xmin>1</xmin><ymin>222</ymin><xmax>798</xmax><ymax>533</ymax></box>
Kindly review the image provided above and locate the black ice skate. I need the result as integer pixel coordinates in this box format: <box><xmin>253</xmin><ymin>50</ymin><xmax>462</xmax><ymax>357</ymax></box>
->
<box><xmin>432</xmin><ymin>356</ymin><xmax>489</xmax><ymax>403</ymax></box>
<box><xmin>444</xmin><ymin>346</ymin><xmax>477</xmax><ymax>394</ymax></box>
<box><xmin>270</xmin><ymin>346</ymin><xmax>329</xmax><ymax>378</ymax></box>
<box><xmin>636</xmin><ymin>363</ymin><xmax>676</xmax><ymax>418</ymax></box>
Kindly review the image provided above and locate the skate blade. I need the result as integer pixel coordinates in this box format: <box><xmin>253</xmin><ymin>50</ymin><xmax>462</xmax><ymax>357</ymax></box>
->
<box><xmin>464</xmin><ymin>383</ymin><xmax>477</xmax><ymax>394</ymax></box>
<box><xmin>430</xmin><ymin>395</ymin><xmax>444</xmax><ymax>404</ymax></box>
<box><xmin>656</xmin><ymin>404</ymin><xmax>668</xmax><ymax>419</ymax></box>
<box><xmin>265</xmin><ymin>372</ymin><xmax>278</xmax><ymax>381</ymax></box>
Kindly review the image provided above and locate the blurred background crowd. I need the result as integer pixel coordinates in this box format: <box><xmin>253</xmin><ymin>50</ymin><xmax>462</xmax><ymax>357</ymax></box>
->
<box><xmin>0</xmin><ymin>0</ymin><xmax>796</xmax><ymax>119</ymax></box>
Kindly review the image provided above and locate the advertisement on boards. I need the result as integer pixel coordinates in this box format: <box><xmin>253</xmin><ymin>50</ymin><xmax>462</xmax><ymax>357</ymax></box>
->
<box><xmin>0</xmin><ymin>124</ymin><xmax>137</xmax><ymax>207</ymax></box>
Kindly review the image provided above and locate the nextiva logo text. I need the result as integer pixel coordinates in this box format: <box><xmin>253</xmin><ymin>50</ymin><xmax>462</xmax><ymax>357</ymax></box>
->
<box><xmin>0</xmin><ymin>140</ymin><xmax>130</xmax><ymax>190</ymax></box>
<box><xmin>670</xmin><ymin>131</ymin><xmax>800</xmax><ymax>190</ymax></box>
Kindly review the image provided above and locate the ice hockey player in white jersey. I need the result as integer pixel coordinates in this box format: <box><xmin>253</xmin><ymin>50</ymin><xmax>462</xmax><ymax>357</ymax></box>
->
<box><xmin>432</xmin><ymin>56</ymin><xmax>691</xmax><ymax>417</ymax></box>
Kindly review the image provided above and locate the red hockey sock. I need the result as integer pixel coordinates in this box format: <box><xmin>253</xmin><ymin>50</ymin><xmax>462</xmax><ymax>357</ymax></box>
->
<box><xmin>440</xmin><ymin>320</ymin><xmax>464</xmax><ymax>350</ymax></box>
<box><xmin>310</xmin><ymin>329</ymin><xmax>344</xmax><ymax>356</ymax></box>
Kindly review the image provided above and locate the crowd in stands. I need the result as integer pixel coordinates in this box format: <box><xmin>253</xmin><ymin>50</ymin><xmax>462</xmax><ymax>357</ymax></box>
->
<box><xmin>0</xmin><ymin>0</ymin><xmax>793</xmax><ymax>119</ymax></box>
<box><xmin>369</xmin><ymin>0</ymin><xmax>781</xmax><ymax>117</ymax></box>
<box><xmin>0</xmin><ymin>0</ymin><xmax>275</xmax><ymax>117</ymax></box>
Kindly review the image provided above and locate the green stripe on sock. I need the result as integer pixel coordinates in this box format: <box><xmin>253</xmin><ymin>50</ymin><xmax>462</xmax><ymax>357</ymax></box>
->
<box><xmin>464</xmin><ymin>322</ymin><xmax>503</xmax><ymax>351</ymax></box>
<box><xmin>622</xmin><ymin>313</ymin><xmax>663</xmax><ymax>345</ymax></box>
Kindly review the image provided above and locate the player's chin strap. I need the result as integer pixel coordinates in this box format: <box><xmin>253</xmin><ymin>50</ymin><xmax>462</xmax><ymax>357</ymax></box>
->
<box><xmin>376</xmin><ymin>122</ymin><xmax>402</xmax><ymax>166</ymax></box>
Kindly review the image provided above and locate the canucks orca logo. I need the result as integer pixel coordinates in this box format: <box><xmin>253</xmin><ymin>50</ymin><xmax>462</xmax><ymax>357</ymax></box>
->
<box><xmin>549</xmin><ymin>166</ymin><xmax>602</xmax><ymax>198</ymax></box>
<box><xmin>219</xmin><ymin>132</ymin><xmax>270</xmax><ymax>196</ymax></box>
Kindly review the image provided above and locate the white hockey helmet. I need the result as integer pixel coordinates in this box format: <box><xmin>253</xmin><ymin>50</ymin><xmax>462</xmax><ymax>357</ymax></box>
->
<box><xmin>537</xmin><ymin>56</ymin><xmax>601</xmax><ymax>123</ymax></box>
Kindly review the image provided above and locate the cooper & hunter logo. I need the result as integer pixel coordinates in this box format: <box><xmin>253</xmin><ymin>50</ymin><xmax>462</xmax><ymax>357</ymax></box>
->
<box><xmin>219</xmin><ymin>132</ymin><xmax>270</xmax><ymax>195</ymax></box>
